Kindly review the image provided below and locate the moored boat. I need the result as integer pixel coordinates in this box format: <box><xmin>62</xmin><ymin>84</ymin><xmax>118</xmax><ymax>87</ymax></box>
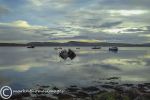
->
<box><xmin>27</xmin><ymin>45</ymin><xmax>35</xmax><ymax>48</ymax></box>
<box><xmin>76</xmin><ymin>47</ymin><xmax>80</xmax><ymax>49</ymax></box>
<box><xmin>92</xmin><ymin>46</ymin><xmax>101</xmax><ymax>49</ymax></box>
<box><xmin>68</xmin><ymin>49</ymin><xmax>76</xmax><ymax>60</ymax></box>
<box><xmin>59</xmin><ymin>49</ymin><xmax>68</xmax><ymax>60</ymax></box>
<box><xmin>59</xmin><ymin>49</ymin><xmax>76</xmax><ymax>60</ymax></box>
<box><xmin>109</xmin><ymin>47</ymin><xmax>118</xmax><ymax>51</ymax></box>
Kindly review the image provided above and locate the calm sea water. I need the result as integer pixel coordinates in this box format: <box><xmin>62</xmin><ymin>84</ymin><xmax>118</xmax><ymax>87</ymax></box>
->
<box><xmin>0</xmin><ymin>47</ymin><xmax>150</xmax><ymax>89</ymax></box>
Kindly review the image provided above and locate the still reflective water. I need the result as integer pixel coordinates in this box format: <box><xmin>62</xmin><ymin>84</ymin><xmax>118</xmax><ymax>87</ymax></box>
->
<box><xmin>0</xmin><ymin>47</ymin><xmax>150</xmax><ymax>89</ymax></box>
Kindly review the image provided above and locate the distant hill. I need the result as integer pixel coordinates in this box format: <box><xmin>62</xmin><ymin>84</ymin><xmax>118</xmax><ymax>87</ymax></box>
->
<box><xmin>0</xmin><ymin>41</ymin><xmax>150</xmax><ymax>47</ymax></box>
<box><xmin>0</xmin><ymin>43</ymin><xmax>26</xmax><ymax>46</ymax></box>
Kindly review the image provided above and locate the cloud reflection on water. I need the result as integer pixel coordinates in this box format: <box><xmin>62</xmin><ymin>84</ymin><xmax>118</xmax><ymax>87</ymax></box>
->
<box><xmin>0</xmin><ymin>47</ymin><xmax>150</xmax><ymax>89</ymax></box>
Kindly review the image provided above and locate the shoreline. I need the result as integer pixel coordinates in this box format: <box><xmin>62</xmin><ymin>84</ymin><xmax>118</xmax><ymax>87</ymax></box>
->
<box><xmin>8</xmin><ymin>82</ymin><xmax>150</xmax><ymax>100</ymax></box>
<box><xmin>0</xmin><ymin>46</ymin><xmax>150</xmax><ymax>47</ymax></box>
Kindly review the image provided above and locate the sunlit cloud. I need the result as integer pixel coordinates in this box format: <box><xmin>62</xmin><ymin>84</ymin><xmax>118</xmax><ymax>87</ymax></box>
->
<box><xmin>102</xmin><ymin>27</ymin><xmax>148</xmax><ymax>34</ymax></box>
<box><xmin>108</xmin><ymin>10</ymin><xmax>148</xmax><ymax>16</ymax></box>
<box><xmin>28</xmin><ymin>0</ymin><xmax>73</xmax><ymax>10</ymax></box>
<box><xmin>0</xmin><ymin>20</ymin><xmax>47</xmax><ymax>29</ymax></box>
<box><xmin>102</xmin><ymin>28</ymin><xmax>125</xmax><ymax>34</ymax></box>
<box><xmin>47</xmin><ymin>39</ymin><xmax>103</xmax><ymax>43</ymax></box>
<box><xmin>51</xmin><ymin>30</ymin><xmax>80</xmax><ymax>38</ymax></box>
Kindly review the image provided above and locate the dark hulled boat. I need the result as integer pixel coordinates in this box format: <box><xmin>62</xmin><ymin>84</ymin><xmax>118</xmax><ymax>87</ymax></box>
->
<box><xmin>109</xmin><ymin>47</ymin><xmax>118</xmax><ymax>51</ymax></box>
<box><xmin>27</xmin><ymin>45</ymin><xmax>35</xmax><ymax>48</ymax></box>
<box><xmin>59</xmin><ymin>49</ymin><xmax>76</xmax><ymax>60</ymax></box>
<box><xmin>59</xmin><ymin>50</ymin><xmax>68</xmax><ymax>60</ymax></box>
<box><xmin>68</xmin><ymin>49</ymin><xmax>76</xmax><ymax>60</ymax></box>
<box><xmin>92</xmin><ymin>46</ymin><xmax>101</xmax><ymax>49</ymax></box>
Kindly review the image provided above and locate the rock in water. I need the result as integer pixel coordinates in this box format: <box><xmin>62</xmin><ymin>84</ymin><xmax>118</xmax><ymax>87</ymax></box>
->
<box><xmin>59</xmin><ymin>50</ymin><xmax>68</xmax><ymax>60</ymax></box>
<box><xmin>68</xmin><ymin>49</ymin><xmax>76</xmax><ymax>60</ymax></box>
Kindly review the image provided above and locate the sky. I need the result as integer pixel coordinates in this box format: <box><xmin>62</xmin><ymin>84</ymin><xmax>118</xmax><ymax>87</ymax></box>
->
<box><xmin>0</xmin><ymin>0</ymin><xmax>150</xmax><ymax>43</ymax></box>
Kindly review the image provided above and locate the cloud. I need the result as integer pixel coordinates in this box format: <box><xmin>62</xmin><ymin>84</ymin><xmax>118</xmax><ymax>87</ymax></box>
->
<box><xmin>97</xmin><ymin>0</ymin><xmax>150</xmax><ymax>9</ymax></box>
<box><xmin>1</xmin><ymin>0</ymin><xmax>150</xmax><ymax>43</ymax></box>
<box><xmin>101</xmin><ymin>27</ymin><xmax>149</xmax><ymax>34</ymax></box>
<box><xmin>99</xmin><ymin>21</ymin><xmax>122</xmax><ymax>28</ymax></box>
<box><xmin>0</xmin><ymin>20</ymin><xmax>49</xmax><ymax>42</ymax></box>
<box><xmin>0</xmin><ymin>20</ymin><xmax>82</xmax><ymax>42</ymax></box>
<box><xmin>0</xmin><ymin>20</ymin><xmax>47</xmax><ymax>29</ymax></box>
<box><xmin>0</xmin><ymin>5</ymin><xmax>10</xmax><ymax>16</ymax></box>
<box><xmin>108</xmin><ymin>10</ymin><xmax>148</xmax><ymax>16</ymax></box>
<box><xmin>28</xmin><ymin>0</ymin><xmax>73</xmax><ymax>10</ymax></box>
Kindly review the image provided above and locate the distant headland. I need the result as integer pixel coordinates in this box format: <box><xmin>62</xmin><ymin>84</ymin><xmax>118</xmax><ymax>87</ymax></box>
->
<box><xmin>0</xmin><ymin>41</ymin><xmax>150</xmax><ymax>47</ymax></box>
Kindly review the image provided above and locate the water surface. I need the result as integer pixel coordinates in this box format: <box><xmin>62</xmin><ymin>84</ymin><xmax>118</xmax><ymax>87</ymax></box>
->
<box><xmin>0</xmin><ymin>47</ymin><xmax>150</xmax><ymax>89</ymax></box>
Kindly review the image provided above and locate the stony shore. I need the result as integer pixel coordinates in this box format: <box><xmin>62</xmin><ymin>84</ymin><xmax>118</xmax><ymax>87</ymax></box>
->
<box><xmin>3</xmin><ymin>82</ymin><xmax>150</xmax><ymax>100</ymax></box>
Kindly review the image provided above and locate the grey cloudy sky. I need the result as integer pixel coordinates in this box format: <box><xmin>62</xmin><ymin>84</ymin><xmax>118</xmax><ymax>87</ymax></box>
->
<box><xmin>0</xmin><ymin>0</ymin><xmax>150</xmax><ymax>43</ymax></box>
